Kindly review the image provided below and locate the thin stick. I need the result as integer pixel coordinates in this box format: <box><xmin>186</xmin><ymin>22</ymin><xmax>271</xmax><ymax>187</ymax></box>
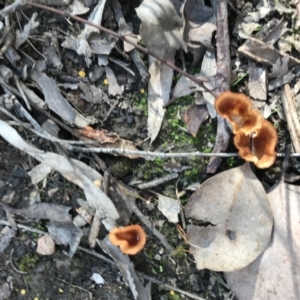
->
<box><xmin>0</xmin><ymin>112</ymin><xmax>297</xmax><ymax>159</ymax></box>
<box><xmin>26</xmin><ymin>2</ymin><xmax>210</xmax><ymax>90</ymax></box>
<box><xmin>0</xmin><ymin>115</ymin><xmax>298</xmax><ymax>158</ymax></box>
<box><xmin>10</xmin><ymin>249</ymin><xmax>28</xmax><ymax>274</ymax></box>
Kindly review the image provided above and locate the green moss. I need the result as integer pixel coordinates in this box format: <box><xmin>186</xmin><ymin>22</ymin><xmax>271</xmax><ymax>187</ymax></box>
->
<box><xmin>139</xmin><ymin>158</ymin><xmax>166</xmax><ymax>181</ymax></box>
<box><xmin>173</xmin><ymin>244</ymin><xmax>189</xmax><ymax>259</ymax></box>
<box><xmin>168</xmin><ymin>291</ymin><xmax>184</xmax><ymax>300</ymax></box>
<box><xmin>111</xmin><ymin>157</ymin><xmax>132</xmax><ymax>178</ymax></box>
<box><xmin>19</xmin><ymin>253</ymin><xmax>40</xmax><ymax>272</ymax></box>
<box><xmin>133</xmin><ymin>92</ymin><xmax>148</xmax><ymax>115</ymax></box>
<box><xmin>226</xmin><ymin>157</ymin><xmax>240</xmax><ymax>168</ymax></box>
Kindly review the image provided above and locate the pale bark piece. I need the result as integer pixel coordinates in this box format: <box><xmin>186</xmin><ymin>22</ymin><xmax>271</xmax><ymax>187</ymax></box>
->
<box><xmin>248</xmin><ymin>61</ymin><xmax>267</xmax><ymax>100</ymax></box>
<box><xmin>37</xmin><ymin>234</ymin><xmax>55</xmax><ymax>256</ymax></box>
<box><xmin>88</xmin><ymin>209</ymin><xmax>102</xmax><ymax>248</ymax></box>
<box><xmin>147</xmin><ymin>55</ymin><xmax>174</xmax><ymax>143</ymax></box>
<box><xmin>200</xmin><ymin>49</ymin><xmax>217</xmax><ymax>118</ymax></box>
<box><xmin>18</xmin><ymin>81</ymin><xmax>47</xmax><ymax>109</ymax></box>
<box><xmin>238</xmin><ymin>37</ymin><xmax>300</xmax><ymax>68</ymax></box>
<box><xmin>157</xmin><ymin>194</ymin><xmax>180</xmax><ymax>223</ymax></box>
<box><xmin>225</xmin><ymin>181</ymin><xmax>300</xmax><ymax>300</ymax></box>
<box><xmin>282</xmin><ymin>84</ymin><xmax>300</xmax><ymax>152</ymax></box>
<box><xmin>185</xmin><ymin>163</ymin><xmax>273</xmax><ymax>271</ymax></box>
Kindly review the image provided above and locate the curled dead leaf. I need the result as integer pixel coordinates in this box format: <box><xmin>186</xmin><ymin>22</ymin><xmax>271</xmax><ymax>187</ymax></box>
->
<box><xmin>225</xmin><ymin>181</ymin><xmax>300</xmax><ymax>299</ymax></box>
<box><xmin>185</xmin><ymin>163</ymin><xmax>273</xmax><ymax>271</ymax></box>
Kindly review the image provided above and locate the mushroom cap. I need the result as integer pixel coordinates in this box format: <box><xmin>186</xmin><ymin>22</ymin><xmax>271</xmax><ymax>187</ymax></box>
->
<box><xmin>252</xmin><ymin>120</ymin><xmax>278</xmax><ymax>168</ymax></box>
<box><xmin>233</xmin><ymin>132</ymin><xmax>258</xmax><ymax>164</ymax></box>
<box><xmin>109</xmin><ymin>224</ymin><xmax>146</xmax><ymax>255</ymax></box>
<box><xmin>215</xmin><ymin>91</ymin><xmax>263</xmax><ymax>135</ymax></box>
<box><xmin>234</xmin><ymin>120</ymin><xmax>278</xmax><ymax>169</ymax></box>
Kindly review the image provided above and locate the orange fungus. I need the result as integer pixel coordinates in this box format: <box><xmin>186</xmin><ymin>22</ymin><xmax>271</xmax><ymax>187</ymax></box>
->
<box><xmin>109</xmin><ymin>224</ymin><xmax>146</xmax><ymax>255</ymax></box>
<box><xmin>215</xmin><ymin>91</ymin><xmax>278</xmax><ymax>169</ymax></box>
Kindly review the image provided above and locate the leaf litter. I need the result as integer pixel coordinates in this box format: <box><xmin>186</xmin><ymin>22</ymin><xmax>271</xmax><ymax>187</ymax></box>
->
<box><xmin>0</xmin><ymin>0</ymin><xmax>300</xmax><ymax>298</ymax></box>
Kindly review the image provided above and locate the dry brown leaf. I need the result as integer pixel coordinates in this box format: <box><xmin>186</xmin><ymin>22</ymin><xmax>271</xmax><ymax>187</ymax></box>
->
<box><xmin>0</xmin><ymin>202</ymin><xmax>72</xmax><ymax>224</ymax></box>
<box><xmin>185</xmin><ymin>163</ymin><xmax>273</xmax><ymax>271</ymax></box>
<box><xmin>147</xmin><ymin>55</ymin><xmax>174</xmax><ymax>143</ymax></box>
<box><xmin>184</xmin><ymin>104</ymin><xmax>209</xmax><ymax>137</ymax></box>
<box><xmin>75</xmin><ymin>126</ymin><xmax>119</xmax><ymax>143</ymax></box>
<box><xmin>30</xmin><ymin>71</ymin><xmax>76</xmax><ymax>124</ymax></box>
<box><xmin>225</xmin><ymin>181</ymin><xmax>300</xmax><ymax>300</ymax></box>
<box><xmin>136</xmin><ymin>0</ymin><xmax>186</xmax><ymax>60</ymax></box>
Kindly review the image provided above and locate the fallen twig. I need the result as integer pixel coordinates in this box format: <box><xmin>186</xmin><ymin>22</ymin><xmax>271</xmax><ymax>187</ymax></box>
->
<box><xmin>10</xmin><ymin>249</ymin><xmax>28</xmax><ymax>275</ymax></box>
<box><xmin>137</xmin><ymin>173</ymin><xmax>178</xmax><ymax>190</ymax></box>
<box><xmin>0</xmin><ymin>115</ymin><xmax>296</xmax><ymax>158</ymax></box>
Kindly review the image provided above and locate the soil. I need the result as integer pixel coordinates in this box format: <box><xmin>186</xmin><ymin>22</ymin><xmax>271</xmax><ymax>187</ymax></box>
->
<box><xmin>0</xmin><ymin>0</ymin><xmax>295</xmax><ymax>300</ymax></box>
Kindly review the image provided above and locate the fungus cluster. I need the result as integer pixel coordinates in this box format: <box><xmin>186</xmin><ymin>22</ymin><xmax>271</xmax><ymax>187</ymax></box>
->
<box><xmin>109</xmin><ymin>224</ymin><xmax>146</xmax><ymax>255</ymax></box>
<box><xmin>215</xmin><ymin>91</ymin><xmax>278</xmax><ymax>168</ymax></box>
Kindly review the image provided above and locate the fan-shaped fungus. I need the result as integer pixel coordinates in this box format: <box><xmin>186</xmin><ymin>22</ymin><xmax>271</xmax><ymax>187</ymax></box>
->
<box><xmin>109</xmin><ymin>225</ymin><xmax>146</xmax><ymax>255</ymax></box>
<box><xmin>234</xmin><ymin>120</ymin><xmax>278</xmax><ymax>168</ymax></box>
<box><xmin>215</xmin><ymin>91</ymin><xmax>278</xmax><ymax>169</ymax></box>
<box><xmin>214</xmin><ymin>91</ymin><xmax>263</xmax><ymax>135</ymax></box>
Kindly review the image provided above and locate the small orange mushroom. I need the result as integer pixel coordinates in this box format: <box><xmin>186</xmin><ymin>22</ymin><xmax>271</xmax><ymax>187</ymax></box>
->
<box><xmin>109</xmin><ymin>225</ymin><xmax>146</xmax><ymax>255</ymax></box>
<box><xmin>234</xmin><ymin>120</ymin><xmax>278</xmax><ymax>168</ymax></box>
<box><xmin>215</xmin><ymin>91</ymin><xmax>278</xmax><ymax>168</ymax></box>
<box><xmin>214</xmin><ymin>91</ymin><xmax>263</xmax><ymax>135</ymax></box>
